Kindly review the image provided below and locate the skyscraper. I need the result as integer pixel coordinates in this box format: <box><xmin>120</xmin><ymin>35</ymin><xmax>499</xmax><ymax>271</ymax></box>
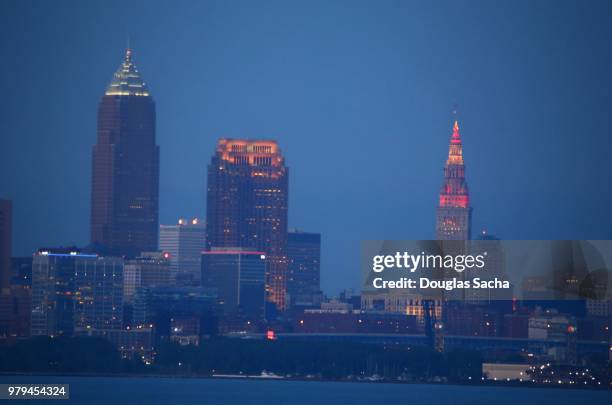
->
<box><xmin>201</xmin><ymin>248</ymin><xmax>267</xmax><ymax>320</ymax></box>
<box><xmin>0</xmin><ymin>201</ymin><xmax>30</xmax><ymax>337</ymax></box>
<box><xmin>0</xmin><ymin>199</ymin><xmax>11</xmax><ymax>295</ymax></box>
<box><xmin>91</xmin><ymin>49</ymin><xmax>159</xmax><ymax>258</ymax></box>
<box><xmin>205</xmin><ymin>139</ymin><xmax>289</xmax><ymax>309</ymax></box>
<box><xmin>31</xmin><ymin>248</ymin><xmax>124</xmax><ymax>336</ymax></box>
<box><xmin>287</xmin><ymin>230</ymin><xmax>321</xmax><ymax>308</ymax></box>
<box><xmin>74</xmin><ymin>255</ymin><xmax>124</xmax><ymax>330</ymax></box>
<box><xmin>159</xmin><ymin>218</ymin><xmax>206</xmax><ymax>285</ymax></box>
<box><xmin>436</xmin><ymin>120</ymin><xmax>472</xmax><ymax>240</ymax></box>
<box><xmin>30</xmin><ymin>248</ymin><xmax>76</xmax><ymax>336</ymax></box>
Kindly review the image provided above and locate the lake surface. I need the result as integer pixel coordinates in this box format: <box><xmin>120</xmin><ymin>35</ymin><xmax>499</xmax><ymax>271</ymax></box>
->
<box><xmin>0</xmin><ymin>375</ymin><xmax>609</xmax><ymax>404</ymax></box>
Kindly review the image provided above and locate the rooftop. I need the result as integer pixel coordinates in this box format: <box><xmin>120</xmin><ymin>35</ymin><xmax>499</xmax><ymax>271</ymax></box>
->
<box><xmin>105</xmin><ymin>49</ymin><xmax>150</xmax><ymax>97</ymax></box>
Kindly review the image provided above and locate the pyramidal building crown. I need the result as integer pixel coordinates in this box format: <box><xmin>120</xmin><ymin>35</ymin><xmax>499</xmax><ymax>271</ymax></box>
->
<box><xmin>105</xmin><ymin>49</ymin><xmax>150</xmax><ymax>97</ymax></box>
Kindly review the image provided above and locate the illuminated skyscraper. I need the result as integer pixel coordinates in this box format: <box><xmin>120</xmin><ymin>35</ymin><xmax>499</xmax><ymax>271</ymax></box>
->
<box><xmin>205</xmin><ymin>139</ymin><xmax>289</xmax><ymax>309</ymax></box>
<box><xmin>91</xmin><ymin>49</ymin><xmax>159</xmax><ymax>258</ymax></box>
<box><xmin>436</xmin><ymin>120</ymin><xmax>472</xmax><ymax>240</ymax></box>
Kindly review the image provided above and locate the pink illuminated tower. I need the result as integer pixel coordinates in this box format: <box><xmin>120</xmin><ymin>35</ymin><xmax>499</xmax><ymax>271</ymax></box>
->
<box><xmin>435</xmin><ymin>120</ymin><xmax>472</xmax><ymax>240</ymax></box>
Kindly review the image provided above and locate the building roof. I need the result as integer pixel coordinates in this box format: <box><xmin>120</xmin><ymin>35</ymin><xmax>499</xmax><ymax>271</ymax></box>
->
<box><xmin>105</xmin><ymin>49</ymin><xmax>150</xmax><ymax>97</ymax></box>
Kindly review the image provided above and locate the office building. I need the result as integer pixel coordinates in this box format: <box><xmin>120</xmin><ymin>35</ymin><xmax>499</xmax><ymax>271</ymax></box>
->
<box><xmin>31</xmin><ymin>248</ymin><xmax>123</xmax><ymax>336</ymax></box>
<box><xmin>132</xmin><ymin>286</ymin><xmax>218</xmax><ymax>338</ymax></box>
<box><xmin>159</xmin><ymin>218</ymin><xmax>205</xmax><ymax>285</ymax></box>
<box><xmin>205</xmin><ymin>139</ymin><xmax>288</xmax><ymax>309</ymax></box>
<box><xmin>287</xmin><ymin>230</ymin><xmax>321</xmax><ymax>308</ymax></box>
<box><xmin>0</xmin><ymin>199</ymin><xmax>11</xmax><ymax>294</ymax></box>
<box><xmin>361</xmin><ymin>291</ymin><xmax>442</xmax><ymax>324</ymax></box>
<box><xmin>91</xmin><ymin>49</ymin><xmax>159</xmax><ymax>257</ymax></box>
<box><xmin>11</xmin><ymin>257</ymin><xmax>32</xmax><ymax>286</ymax></box>
<box><xmin>74</xmin><ymin>255</ymin><xmax>124</xmax><ymax>330</ymax></box>
<box><xmin>0</xmin><ymin>285</ymin><xmax>31</xmax><ymax>337</ymax></box>
<box><xmin>123</xmin><ymin>251</ymin><xmax>172</xmax><ymax>304</ymax></box>
<box><xmin>201</xmin><ymin>247</ymin><xmax>266</xmax><ymax>320</ymax></box>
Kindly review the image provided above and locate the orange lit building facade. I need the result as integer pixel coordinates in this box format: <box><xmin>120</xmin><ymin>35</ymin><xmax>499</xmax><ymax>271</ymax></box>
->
<box><xmin>205</xmin><ymin>139</ymin><xmax>289</xmax><ymax>310</ymax></box>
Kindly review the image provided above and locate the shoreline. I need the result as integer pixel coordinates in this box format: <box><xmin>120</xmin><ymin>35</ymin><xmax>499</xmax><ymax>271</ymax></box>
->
<box><xmin>0</xmin><ymin>371</ymin><xmax>608</xmax><ymax>391</ymax></box>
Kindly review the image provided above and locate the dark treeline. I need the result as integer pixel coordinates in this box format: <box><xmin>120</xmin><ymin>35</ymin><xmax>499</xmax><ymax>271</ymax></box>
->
<box><xmin>155</xmin><ymin>339</ymin><xmax>483</xmax><ymax>381</ymax></box>
<box><xmin>0</xmin><ymin>336</ymin><xmax>482</xmax><ymax>382</ymax></box>
<box><xmin>0</xmin><ymin>336</ymin><xmax>123</xmax><ymax>373</ymax></box>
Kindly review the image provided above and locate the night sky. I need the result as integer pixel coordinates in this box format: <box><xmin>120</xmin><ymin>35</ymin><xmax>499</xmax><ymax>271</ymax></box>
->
<box><xmin>1</xmin><ymin>0</ymin><xmax>612</xmax><ymax>294</ymax></box>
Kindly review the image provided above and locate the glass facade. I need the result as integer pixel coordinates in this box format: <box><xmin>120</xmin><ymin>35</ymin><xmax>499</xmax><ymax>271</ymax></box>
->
<box><xmin>287</xmin><ymin>230</ymin><xmax>321</xmax><ymax>307</ymax></box>
<box><xmin>159</xmin><ymin>219</ymin><xmax>206</xmax><ymax>285</ymax></box>
<box><xmin>91</xmin><ymin>49</ymin><xmax>159</xmax><ymax>258</ymax></box>
<box><xmin>205</xmin><ymin>139</ymin><xmax>288</xmax><ymax>309</ymax></box>
<box><xmin>201</xmin><ymin>248</ymin><xmax>266</xmax><ymax>320</ymax></box>
<box><xmin>30</xmin><ymin>249</ymin><xmax>123</xmax><ymax>336</ymax></box>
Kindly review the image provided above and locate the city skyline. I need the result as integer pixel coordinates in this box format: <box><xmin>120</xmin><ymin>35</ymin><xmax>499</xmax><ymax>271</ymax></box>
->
<box><xmin>2</xmin><ymin>0</ymin><xmax>612</xmax><ymax>295</ymax></box>
<box><xmin>0</xmin><ymin>2</ymin><xmax>610</xmax><ymax>397</ymax></box>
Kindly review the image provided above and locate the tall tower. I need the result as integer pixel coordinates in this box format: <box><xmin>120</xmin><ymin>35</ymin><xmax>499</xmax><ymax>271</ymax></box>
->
<box><xmin>91</xmin><ymin>49</ymin><xmax>159</xmax><ymax>257</ymax></box>
<box><xmin>205</xmin><ymin>139</ymin><xmax>289</xmax><ymax>310</ymax></box>
<box><xmin>436</xmin><ymin>120</ymin><xmax>472</xmax><ymax>240</ymax></box>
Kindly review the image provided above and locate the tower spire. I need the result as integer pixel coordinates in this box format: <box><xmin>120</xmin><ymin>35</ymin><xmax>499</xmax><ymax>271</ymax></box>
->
<box><xmin>436</xmin><ymin>116</ymin><xmax>472</xmax><ymax>240</ymax></box>
<box><xmin>126</xmin><ymin>36</ymin><xmax>132</xmax><ymax>61</ymax></box>
<box><xmin>447</xmin><ymin>119</ymin><xmax>464</xmax><ymax>164</ymax></box>
<box><xmin>451</xmin><ymin>120</ymin><xmax>461</xmax><ymax>144</ymax></box>
<box><xmin>105</xmin><ymin>48</ymin><xmax>149</xmax><ymax>97</ymax></box>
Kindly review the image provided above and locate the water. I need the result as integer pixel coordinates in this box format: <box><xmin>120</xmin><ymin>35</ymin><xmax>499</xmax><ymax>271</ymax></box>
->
<box><xmin>0</xmin><ymin>375</ymin><xmax>609</xmax><ymax>404</ymax></box>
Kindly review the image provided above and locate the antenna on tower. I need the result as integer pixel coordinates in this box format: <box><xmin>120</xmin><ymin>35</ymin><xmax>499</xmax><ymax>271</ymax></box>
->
<box><xmin>451</xmin><ymin>102</ymin><xmax>461</xmax><ymax>134</ymax></box>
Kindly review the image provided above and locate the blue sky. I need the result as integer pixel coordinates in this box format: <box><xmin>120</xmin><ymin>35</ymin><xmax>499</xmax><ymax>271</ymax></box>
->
<box><xmin>1</xmin><ymin>0</ymin><xmax>612</xmax><ymax>294</ymax></box>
